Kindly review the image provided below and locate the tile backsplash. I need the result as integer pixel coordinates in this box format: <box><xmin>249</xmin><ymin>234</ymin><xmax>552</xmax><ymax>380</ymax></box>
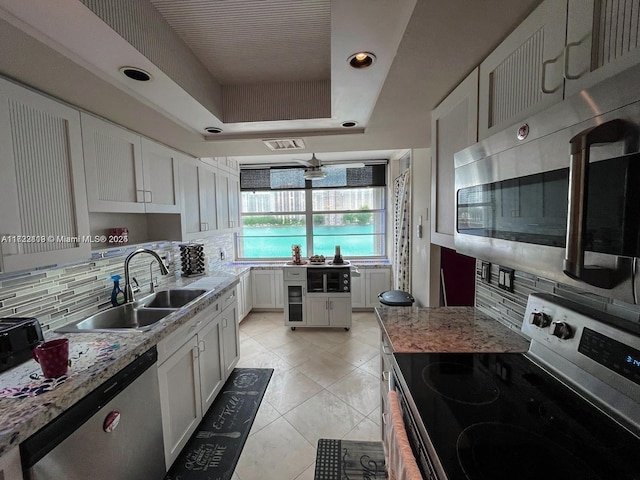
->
<box><xmin>0</xmin><ymin>233</ymin><xmax>235</xmax><ymax>331</ymax></box>
<box><xmin>475</xmin><ymin>260</ymin><xmax>640</xmax><ymax>331</ymax></box>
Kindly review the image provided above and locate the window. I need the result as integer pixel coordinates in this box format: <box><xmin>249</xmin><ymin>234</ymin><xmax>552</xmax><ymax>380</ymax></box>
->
<box><xmin>237</xmin><ymin>165</ymin><xmax>386</xmax><ymax>260</ymax></box>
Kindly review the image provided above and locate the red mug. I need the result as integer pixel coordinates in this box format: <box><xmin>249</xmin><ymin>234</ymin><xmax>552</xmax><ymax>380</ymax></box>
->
<box><xmin>33</xmin><ymin>338</ymin><xmax>69</xmax><ymax>378</ymax></box>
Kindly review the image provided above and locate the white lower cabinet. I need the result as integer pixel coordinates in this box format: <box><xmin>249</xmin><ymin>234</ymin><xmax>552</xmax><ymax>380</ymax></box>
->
<box><xmin>157</xmin><ymin>289</ymin><xmax>239</xmax><ymax>470</ymax></box>
<box><xmin>251</xmin><ymin>269</ymin><xmax>284</xmax><ymax>309</ymax></box>
<box><xmin>197</xmin><ymin>316</ymin><xmax>224</xmax><ymax>413</ymax></box>
<box><xmin>307</xmin><ymin>295</ymin><xmax>351</xmax><ymax>328</ymax></box>
<box><xmin>221</xmin><ymin>298</ymin><xmax>240</xmax><ymax>378</ymax></box>
<box><xmin>158</xmin><ymin>335</ymin><xmax>203</xmax><ymax>469</ymax></box>
<box><xmin>351</xmin><ymin>267</ymin><xmax>392</xmax><ymax>308</ymax></box>
<box><xmin>238</xmin><ymin>270</ymin><xmax>252</xmax><ymax>321</ymax></box>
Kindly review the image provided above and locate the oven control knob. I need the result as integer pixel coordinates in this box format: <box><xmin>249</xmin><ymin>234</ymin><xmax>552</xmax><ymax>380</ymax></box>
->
<box><xmin>550</xmin><ymin>321</ymin><xmax>573</xmax><ymax>340</ymax></box>
<box><xmin>530</xmin><ymin>311</ymin><xmax>551</xmax><ymax>328</ymax></box>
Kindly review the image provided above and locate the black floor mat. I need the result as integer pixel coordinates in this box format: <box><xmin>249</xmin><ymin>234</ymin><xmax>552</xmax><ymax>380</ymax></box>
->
<box><xmin>165</xmin><ymin>367</ymin><xmax>273</xmax><ymax>480</ymax></box>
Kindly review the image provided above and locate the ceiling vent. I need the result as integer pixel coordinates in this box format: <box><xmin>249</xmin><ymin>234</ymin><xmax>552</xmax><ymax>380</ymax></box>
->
<box><xmin>263</xmin><ymin>138</ymin><xmax>306</xmax><ymax>151</ymax></box>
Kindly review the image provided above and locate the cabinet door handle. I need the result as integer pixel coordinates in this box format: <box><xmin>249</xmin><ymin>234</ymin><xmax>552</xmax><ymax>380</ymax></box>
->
<box><xmin>541</xmin><ymin>55</ymin><xmax>562</xmax><ymax>94</ymax></box>
<box><xmin>200</xmin><ymin>222</ymin><xmax>207</xmax><ymax>232</ymax></box>
<box><xmin>136</xmin><ymin>189</ymin><xmax>145</xmax><ymax>203</ymax></box>
<box><xmin>192</xmin><ymin>345</ymin><xmax>199</xmax><ymax>360</ymax></box>
<box><xmin>199</xmin><ymin>339</ymin><xmax>206</xmax><ymax>353</ymax></box>
<box><xmin>222</xmin><ymin>318</ymin><xmax>228</xmax><ymax>328</ymax></box>
<box><xmin>563</xmin><ymin>39</ymin><xmax>588</xmax><ymax>81</ymax></box>
<box><xmin>382</xmin><ymin>371</ymin><xmax>389</xmax><ymax>382</ymax></box>
<box><xmin>382</xmin><ymin>412</ymin><xmax>387</xmax><ymax>425</ymax></box>
<box><xmin>382</xmin><ymin>343</ymin><xmax>393</xmax><ymax>355</ymax></box>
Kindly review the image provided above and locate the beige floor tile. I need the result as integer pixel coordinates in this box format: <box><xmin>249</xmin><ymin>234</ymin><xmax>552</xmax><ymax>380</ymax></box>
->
<box><xmin>271</xmin><ymin>340</ymin><xmax>325</xmax><ymax>367</ymax></box>
<box><xmin>239</xmin><ymin>337</ymin><xmax>270</xmax><ymax>357</ymax></box>
<box><xmin>302</xmin><ymin>328</ymin><xmax>353</xmax><ymax>350</ymax></box>
<box><xmin>264</xmin><ymin>368</ymin><xmax>324</xmax><ymax>415</ymax></box>
<box><xmin>352</xmin><ymin>326</ymin><xmax>381</xmax><ymax>347</ymax></box>
<box><xmin>235</xmin><ymin>417</ymin><xmax>316</xmax><ymax>480</ymax></box>
<box><xmin>239</xmin><ymin>316</ymin><xmax>280</xmax><ymax>337</ymax></box>
<box><xmin>342</xmin><ymin>416</ymin><xmax>382</xmax><ymax>441</ymax></box>
<box><xmin>294</xmin><ymin>463</ymin><xmax>317</xmax><ymax>480</ymax></box>
<box><xmin>295</xmin><ymin>350</ymin><xmax>356</xmax><ymax>388</ymax></box>
<box><xmin>249</xmin><ymin>399</ymin><xmax>281</xmax><ymax>436</ymax></box>
<box><xmin>236</xmin><ymin>349</ymin><xmax>294</xmax><ymax>374</ymax></box>
<box><xmin>368</xmin><ymin>404</ymin><xmax>382</xmax><ymax>426</ymax></box>
<box><xmin>327</xmin><ymin>368</ymin><xmax>380</xmax><ymax>416</ymax></box>
<box><xmin>238</xmin><ymin>330</ymin><xmax>251</xmax><ymax>343</ymax></box>
<box><xmin>328</xmin><ymin>338</ymin><xmax>379</xmax><ymax>367</ymax></box>
<box><xmin>284</xmin><ymin>390</ymin><xmax>365</xmax><ymax>446</ymax></box>
<box><xmin>252</xmin><ymin>326</ymin><xmax>300</xmax><ymax>350</ymax></box>
<box><xmin>359</xmin><ymin>354</ymin><xmax>381</xmax><ymax>378</ymax></box>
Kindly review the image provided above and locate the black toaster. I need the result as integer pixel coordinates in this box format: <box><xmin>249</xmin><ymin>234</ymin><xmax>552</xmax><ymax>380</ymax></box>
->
<box><xmin>0</xmin><ymin>317</ymin><xmax>44</xmax><ymax>372</ymax></box>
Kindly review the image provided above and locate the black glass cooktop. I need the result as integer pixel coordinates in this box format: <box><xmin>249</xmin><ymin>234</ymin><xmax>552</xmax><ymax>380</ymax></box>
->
<box><xmin>393</xmin><ymin>352</ymin><xmax>640</xmax><ymax>480</ymax></box>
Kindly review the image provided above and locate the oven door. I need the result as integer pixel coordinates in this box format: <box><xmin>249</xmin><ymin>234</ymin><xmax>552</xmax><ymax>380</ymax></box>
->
<box><xmin>454</xmin><ymin>72</ymin><xmax>640</xmax><ymax>304</ymax></box>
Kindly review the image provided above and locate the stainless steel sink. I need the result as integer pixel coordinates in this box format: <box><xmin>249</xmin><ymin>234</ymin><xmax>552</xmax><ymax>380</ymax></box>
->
<box><xmin>56</xmin><ymin>304</ymin><xmax>176</xmax><ymax>333</ymax></box>
<box><xmin>136</xmin><ymin>289</ymin><xmax>207</xmax><ymax>309</ymax></box>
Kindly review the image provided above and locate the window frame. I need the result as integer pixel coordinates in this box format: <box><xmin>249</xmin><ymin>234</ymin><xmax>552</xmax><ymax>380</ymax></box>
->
<box><xmin>237</xmin><ymin>165</ymin><xmax>387</xmax><ymax>261</ymax></box>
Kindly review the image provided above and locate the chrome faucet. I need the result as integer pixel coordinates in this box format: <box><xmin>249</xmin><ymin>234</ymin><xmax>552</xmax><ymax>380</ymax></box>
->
<box><xmin>124</xmin><ymin>248</ymin><xmax>169</xmax><ymax>302</ymax></box>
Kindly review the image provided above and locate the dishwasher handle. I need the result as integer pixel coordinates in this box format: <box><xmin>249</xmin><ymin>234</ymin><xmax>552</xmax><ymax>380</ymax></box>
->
<box><xmin>20</xmin><ymin>346</ymin><xmax>158</xmax><ymax>469</ymax></box>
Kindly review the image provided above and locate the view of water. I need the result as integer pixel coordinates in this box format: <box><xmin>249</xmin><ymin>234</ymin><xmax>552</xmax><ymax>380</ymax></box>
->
<box><xmin>238</xmin><ymin>224</ymin><xmax>381</xmax><ymax>258</ymax></box>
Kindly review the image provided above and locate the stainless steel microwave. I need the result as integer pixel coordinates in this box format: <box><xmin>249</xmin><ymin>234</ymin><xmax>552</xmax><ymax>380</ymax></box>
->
<box><xmin>454</xmin><ymin>64</ymin><xmax>640</xmax><ymax>305</ymax></box>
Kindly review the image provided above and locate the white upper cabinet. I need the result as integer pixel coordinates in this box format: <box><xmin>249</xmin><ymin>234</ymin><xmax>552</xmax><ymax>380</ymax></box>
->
<box><xmin>431</xmin><ymin>68</ymin><xmax>479</xmax><ymax>248</ymax></box>
<box><xmin>180</xmin><ymin>158</ymin><xmax>218</xmax><ymax>240</ymax></box>
<box><xmin>479</xmin><ymin>0</ymin><xmax>567</xmax><ymax>140</ymax></box>
<box><xmin>0</xmin><ymin>78</ymin><xmax>90</xmax><ymax>273</ymax></box>
<box><xmin>82</xmin><ymin>114</ymin><xmax>180</xmax><ymax>213</ymax></box>
<box><xmin>479</xmin><ymin>0</ymin><xmax>640</xmax><ymax>140</ymax></box>
<box><xmin>140</xmin><ymin>138</ymin><xmax>181</xmax><ymax>213</ymax></box>
<box><xmin>564</xmin><ymin>0</ymin><xmax>640</xmax><ymax>96</ymax></box>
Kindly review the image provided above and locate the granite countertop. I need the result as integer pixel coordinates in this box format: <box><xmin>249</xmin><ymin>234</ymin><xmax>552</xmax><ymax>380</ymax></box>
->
<box><xmin>0</xmin><ymin>272</ymin><xmax>239</xmax><ymax>457</ymax></box>
<box><xmin>376</xmin><ymin>306</ymin><xmax>530</xmax><ymax>353</ymax></box>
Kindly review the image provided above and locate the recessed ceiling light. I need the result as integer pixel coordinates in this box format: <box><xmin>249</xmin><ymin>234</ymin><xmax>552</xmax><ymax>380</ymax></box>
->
<box><xmin>119</xmin><ymin>66</ymin><xmax>152</xmax><ymax>82</ymax></box>
<box><xmin>348</xmin><ymin>52</ymin><xmax>376</xmax><ymax>69</ymax></box>
<box><xmin>341</xmin><ymin>121</ymin><xmax>358</xmax><ymax>128</ymax></box>
<box><xmin>205</xmin><ymin>126</ymin><xmax>223</xmax><ymax>134</ymax></box>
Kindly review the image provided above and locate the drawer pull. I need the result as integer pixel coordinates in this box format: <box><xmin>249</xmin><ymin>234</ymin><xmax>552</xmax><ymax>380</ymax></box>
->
<box><xmin>382</xmin><ymin>344</ymin><xmax>393</xmax><ymax>355</ymax></box>
<box><xmin>189</xmin><ymin>320</ymin><xmax>203</xmax><ymax>332</ymax></box>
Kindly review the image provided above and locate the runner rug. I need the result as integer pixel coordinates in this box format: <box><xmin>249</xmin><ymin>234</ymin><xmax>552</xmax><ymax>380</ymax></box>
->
<box><xmin>165</xmin><ymin>367</ymin><xmax>273</xmax><ymax>480</ymax></box>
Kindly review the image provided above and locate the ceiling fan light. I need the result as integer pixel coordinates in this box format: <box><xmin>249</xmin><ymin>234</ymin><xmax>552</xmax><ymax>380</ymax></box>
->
<box><xmin>303</xmin><ymin>168</ymin><xmax>327</xmax><ymax>180</ymax></box>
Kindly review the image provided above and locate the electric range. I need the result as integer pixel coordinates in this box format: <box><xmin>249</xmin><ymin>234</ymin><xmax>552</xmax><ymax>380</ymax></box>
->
<box><xmin>391</xmin><ymin>293</ymin><xmax>640</xmax><ymax>480</ymax></box>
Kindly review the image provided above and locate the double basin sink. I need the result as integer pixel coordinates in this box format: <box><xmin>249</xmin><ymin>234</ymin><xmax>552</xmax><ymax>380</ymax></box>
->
<box><xmin>57</xmin><ymin>289</ymin><xmax>208</xmax><ymax>333</ymax></box>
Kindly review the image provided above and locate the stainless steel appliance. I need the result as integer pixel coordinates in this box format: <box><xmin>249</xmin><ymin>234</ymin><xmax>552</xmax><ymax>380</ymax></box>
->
<box><xmin>306</xmin><ymin>267</ymin><xmax>351</xmax><ymax>293</ymax></box>
<box><xmin>390</xmin><ymin>294</ymin><xmax>640</xmax><ymax>480</ymax></box>
<box><xmin>454</xmin><ymin>64</ymin><xmax>640</xmax><ymax>304</ymax></box>
<box><xmin>21</xmin><ymin>346</ymin><xmax>165</xmax><ymax>480</ymax></box>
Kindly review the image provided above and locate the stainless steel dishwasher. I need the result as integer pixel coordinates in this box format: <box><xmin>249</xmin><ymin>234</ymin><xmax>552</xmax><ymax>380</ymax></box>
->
<box><xmin>21</xmin><ymin>346</ymin><xmax>165</xmax><ymax>480</ymax></box>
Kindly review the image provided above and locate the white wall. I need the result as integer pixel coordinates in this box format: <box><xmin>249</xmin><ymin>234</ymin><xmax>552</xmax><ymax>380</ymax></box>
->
<box><xmin>410</xmin><ymin>148</ymin><xmax>433</xmax><ymax>307</ymax></box>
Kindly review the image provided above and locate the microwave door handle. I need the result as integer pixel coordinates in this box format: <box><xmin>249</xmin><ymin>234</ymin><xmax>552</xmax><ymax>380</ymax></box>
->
<box><xmin>564</xmin><ymin>118</ymin><xmax>639</xmax><ymax>289</ymax></box>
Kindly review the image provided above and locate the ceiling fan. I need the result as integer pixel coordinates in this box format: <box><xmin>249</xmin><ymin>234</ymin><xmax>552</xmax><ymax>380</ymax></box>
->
<box><xmin>295</xmin><ymin>153</ymin><xmax>365</xmax><ymax>180</ymax></box>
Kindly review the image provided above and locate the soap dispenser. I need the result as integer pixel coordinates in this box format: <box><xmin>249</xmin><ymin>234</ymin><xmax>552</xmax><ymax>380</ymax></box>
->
<box><xmin>110</xmin><ymin>274</ymin><xmax>125</xmax><ymax>306</ymax></box>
